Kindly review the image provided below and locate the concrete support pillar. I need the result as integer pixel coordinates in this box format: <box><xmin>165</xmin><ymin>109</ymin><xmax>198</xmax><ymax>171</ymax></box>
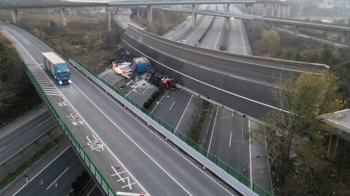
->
<box><xmin>341</xmin><ymin>32</ymin><xmax>347</xmax><ymax>43</ymax></box>
<box><xmin>245</xmin><ymin>4</ymin><xmax>249</xmax><ymax>14</ymax></box>
<box><xmin>293</xmin><ymin>25</ymin><xmax>299</xmax><ymax>36</ymax></box>
<box><xmin>277</xmin><ymin>4</ymin><xmax>281</xmax><ymax>18</ymax></box>
<box><xmin>137</xmin><ymin>9</ymin><xmax>139</xmax><ymax>18</ymax></box>
<box><xmin>271</xmin><ymin>4</ymin><xmax>275</xmax><ymax>17</ymax></box>
<box><xmin>263</xmin><ymin>4</ymin><xmax>267</xmax><ymax>16</ymax></box>
<box><xmin>327</xmin><ymin>134</ymin><xmax>339</xmax><ymax>162</ymax></box>
<box><xmin>225</xmin><ymin>17</ymin><xmax>229</xmax><ymax>30</ymax></box>
<box><xmin>192</xmin><ymin>4</ymin><xmax>196</xmax><ymax>29</ymax></box>
<box><xmin>11</xmin><ymin>10</ymin><xmax>18</xmax><ymax>23</ymax></box>
<box><xmin>227</xmin><ymin>4</ymin><xmax>230</xmax><ymax>12</ymax></box>
<box><xmin>61</xmin><ymin>8</ymin><xmax>66</xmax><ymax>26</ymax></box>
<box><xmin>48</xmin><ymin>8</ymin><xmax>54</xmax><ymax>15</ymax></box>
<box><xmin>69</xmin><ymin>8</ymin><xmax>75</xmax><ymax>16</ymax></box>
<box><xmin>107</xmin><ymin>7</ymin><xmax>111</xmax><ymax>32</ymax></box>
<box><xmin>147</xmin><ymin>5</ymin><xmax>153</xmax><ymax>22</ymax></box>
<box><xmin>287</xmin><ymin>4</ymin><xmax>291</xmax><ymax>18</ymax></box>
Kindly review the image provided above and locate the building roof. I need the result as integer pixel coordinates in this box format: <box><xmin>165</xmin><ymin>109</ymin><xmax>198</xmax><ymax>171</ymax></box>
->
<box><xmin>318</xmin><ymin>109</ymin><xmax>350</xmax><ymax>140</ymax></box>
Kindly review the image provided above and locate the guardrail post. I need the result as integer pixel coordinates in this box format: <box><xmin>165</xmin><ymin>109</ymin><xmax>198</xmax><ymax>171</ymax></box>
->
<box><xmin>191</xmin><ymin>4</ymin><xmax>196</xmax><ymax>29</ymax></box>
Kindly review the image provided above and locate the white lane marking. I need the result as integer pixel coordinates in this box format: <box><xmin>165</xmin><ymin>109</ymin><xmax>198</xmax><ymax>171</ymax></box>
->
<box><xmin>214</xmin><ymin>19</ymin><xmax>224</xmax><ymax>50</ymax></box>
<box><xmin>0</xmin><ymin>147</ymin><xmax>5</xmax><ymax>151</ymax></box>
<box><xmin>46</xmin><ymin>167</ymin><xmax>70</xmax><ymax>190</ymax></box>
<box><xmin>169</xmin><ymin>102</ymin><xmax>175</xmax><ymax>111</ymax></box>
<box><xmin>71</xmin><ymin>83</ymin><xmax>192</xmax><ymax>195</ymax></box>
<box><xmin>126</xmin><ymin>81</ymin><xmax>143</xmax><ymax>96</ymax></box>
<box><xmin>150</xmin><ymin>90</ymin><xmax>169</xmax><ymax>113</ymax></box>
<box><xmin>229</xmin><ymin>132</ymin><xmax>232</xmax><ymax>147</ymax></box>
<box><xmin>36</xmin><ymin>117</ymin><xmax>51</xmax><ymax>127</ymax></box>
<box><xmin>6</xmin><ymin>26</ymin><xmax>150</xmax><ymax>195</ymax></box>
<box><xmin>207</xmin><ymin>106</ymin><xmax>219</xmax><ymax>153</ymax></box>
<box><xmin>238</xmin><ymin>20</ymin><xmax>246</xmax><ymax>55</ymax></box>
<box><xmin>249</xmin><ymin>119</ymin><xmax>253</xmax><ymax>188</ymax></box>
<box><xmin>122</xmin><ymin>39</ymin><xmax>288</xmax><ymax>113</ymax></box>
<box><xmin>12</xmin><ymin>146</ymin><xmax>71</xmax><ymax>195</ymax></box>
<box><xmin>175</xmin><ymin>94</ymin><xmax>193</xmax><ymax>133</ymax></box>
<box><xmin>142</xmin><ymin>86</ymin><xmax>149</xmax><ymax>95</ymax></box>
<box><xmin>86</xmin><ymin>185</ymin><xmax>96</xmax><ymax>196</ymax></box>
<box><xmin>117</xmin><ymin>192</ymin><xmax>145</xmax><ymax>196</ymax></box>
<box><xmin>110</xmin><ymin>166</ymin><xmax>125</xmax><ymax>182</ymax></box>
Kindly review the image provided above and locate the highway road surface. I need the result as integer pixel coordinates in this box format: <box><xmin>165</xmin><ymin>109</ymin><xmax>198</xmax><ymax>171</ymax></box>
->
<box><xmin>0</xmin><ymin>110</ymin><xmax>56</xmax><ymax>165</ymax></box>
<box><xmin>2</xmin><ymin>23</ymin><xmax>240</xmax><ymax>195</ymax></box>
<box><xmin>200</xmin><ymin>4</ymin><xmax>225</xmax><ymax>49</ymax></box>
<box><xmin>2</xmin><ymin>143</ymin><xmax>87</xmax><ymax>196</ymax></box>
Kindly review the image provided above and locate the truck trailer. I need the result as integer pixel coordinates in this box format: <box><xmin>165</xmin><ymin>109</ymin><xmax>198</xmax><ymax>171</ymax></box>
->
<box><xmin>42</xmin><ymin>52</ymin><xmax>71</xmax><ymax>85</ymax></box>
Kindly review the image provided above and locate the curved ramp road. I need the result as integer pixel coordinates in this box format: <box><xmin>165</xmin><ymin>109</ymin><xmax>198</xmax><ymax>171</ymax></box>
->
<box><xmin>1</xmin><ymin>23</ymin><xmax>239</xmax><ymax>196</ymax></box>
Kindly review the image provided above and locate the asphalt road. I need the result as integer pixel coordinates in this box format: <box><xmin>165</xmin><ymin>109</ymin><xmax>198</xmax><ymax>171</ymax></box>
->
<box><xmin>228</xmin><ymin>19</ymin><xmax>252</xmax><ymax>55</ymax></box>
<box><xmin>0</xmin><ymin>111</ymin><xmax>56</xmax><ymax>165</ymax></box>
<box><xmin>200</xmin><ymin>4</ymin><xmax>225</xmax><ymax>49</ymax></box>
<box><xmin>2</xmin><ymin>23</ymin><xmax>239</xmax><ymax>195</ymax></box>
<box><xmin>1</xmin><ymin>143</ymin><xmax>86</xmax><ymax>196</ymax></box>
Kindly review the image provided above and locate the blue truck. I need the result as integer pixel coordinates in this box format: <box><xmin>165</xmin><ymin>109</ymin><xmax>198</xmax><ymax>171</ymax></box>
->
<box><xmin>132</xmin><ymin>57</ymin><xmax>151</xmax><ymax>73</ymax></box>
<box><xmin>43</xmin><ymin>52</ymin><xmax>71</xmax><ymax>84</ymax></box>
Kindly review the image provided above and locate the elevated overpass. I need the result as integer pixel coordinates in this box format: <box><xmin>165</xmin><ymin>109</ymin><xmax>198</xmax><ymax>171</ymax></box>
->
<box><xmin>121</xmin><ymin>24</ymin><xmax>328</xmax><ymax>120</ymax></box>
<box><xmin>1</xmin><ymin>23</ymin><xmax>268</xmax><ymax>196</ymax></box>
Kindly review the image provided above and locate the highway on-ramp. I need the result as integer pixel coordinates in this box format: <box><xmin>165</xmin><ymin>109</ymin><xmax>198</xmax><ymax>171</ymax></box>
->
<box><xmin>1</xmin><ymin>23</ymin><xmax>239</xmax><ymax>195</ymax></box>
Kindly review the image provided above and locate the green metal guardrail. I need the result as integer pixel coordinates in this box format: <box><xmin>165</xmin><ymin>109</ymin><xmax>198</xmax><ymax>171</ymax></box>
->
<box><xmin>23</xmin><ymin>63</ymin><xmax>117</xmax><ymax>196</ymax></box>
<box><xmin>68</xmin><ymin>55</ymin><xmax>272</xmax><ymax>196</ymax></box>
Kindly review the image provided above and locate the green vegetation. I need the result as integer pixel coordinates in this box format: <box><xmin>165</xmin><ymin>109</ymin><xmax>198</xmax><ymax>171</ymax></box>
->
<box><xmin>250</xmin><ymin>71</ymin><xmax>349</xmax><ymax>195</ymax></box>
<box><xmin>191</xmin><ymin>100</ymin><xmax>210</xmax><ymax>143</ymax></box>
<box><xmin>0</xmin><ymin>33</ymin><xmax>42</xmax><ymax>123</ymax></box>
<box><xmin>71</xmin><ymin>171</ymin><xmax>92</xmax><ymax>196</ymax></box>
<box><xmin>143</xmin><ymin>90</ymin><xmax>162</xmax><ymax>110</ymax></box>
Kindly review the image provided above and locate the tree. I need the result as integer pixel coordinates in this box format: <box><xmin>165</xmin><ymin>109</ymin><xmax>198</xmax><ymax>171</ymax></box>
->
<box><xmin>320</xmin><ymin>49</ymin><xmax>333</xmax><ymax>64</ymax></box>
<box><xmin>250</xmin><ymin>71</ymin><xmax>344</xmax><ymax>193</ymax></box>
<box><xmin>279</xmin><ymin>49</ymin><xmax>294</xmax><ymax>60</ymax></box>
<box><xmin>261</xmin><ymin>29</ymin><xmax>280</xmax><ymax>57</ymax></box>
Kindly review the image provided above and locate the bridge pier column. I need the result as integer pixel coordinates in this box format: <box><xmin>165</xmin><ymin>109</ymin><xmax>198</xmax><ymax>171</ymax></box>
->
<box><xmin>147</xmin><ymin>5</ymin><xmax>153</xmax><ymax>22</ymax></box>
<box><xmin>271</xmin><ymin>4</ymin><xmax>275</xmax><ymax>17</ymax></box>
<box><xmin>293</xmin><ymin>25</ymin><xmax>299</xmax><ymax>36</ymax></box>
<box><xmin>61</xmin><ymin>8</ymin><xmax>66</xmax><ymax>26</ymax></box>
<box><xmin>107</xmin><ymin>7</ymin><xmax>111</xmax><ymax>32</ymax></box>
<box><xmin>69</xmin><ymin>8</ymin><xmax>75</xmax><ymax>16</ymax></box>
<box><xmin>287</xmin><ymin>4</ymin><xmax>291</xmax><ymax>18</ymax></box>
<box><xmin>11</xmin><ymin>10</ymin><xmax>18</xmax><ymax>24</ymax></box>
<box><xmin>245</xmin><ymin>4</ymin><xmax>249</xmax><ymax>14</ymax></box>
<box><xmin>327</xmin><ymin>134</ymin><xmax>339</xmax><ymax>162</ymax></box>
<box><xmin>250</xmin><ymin>5</ymin><xmax>254</xmax><ymax>15</ymax></box>
<box><xmin>227</xmin><ymin>4</ymin><xmax>230</xmax><ymax>12</ymax></box>
<box><xmin>226</xmin><ymin>17</ymin><xmax>229</xmax><ymax>30</ymax></box>
<box><xmin>341</xmin><ymin>32</ymin><xmax>347</xmax><ymax>43</ymax></box>
<box><xmin>277</xmin><ymin>4</ymin><xmax>281</xmax><ymax>18</ymax></box>
<box><xmin>192</xmin><ymin>4</ymin><xmax>196</xmax><ymax>29</ymax></box>
<box><xmin>137</xmin><ymin>9</ymin><xmax>140</xmax><ymax>18</ymax></box>
<box><xmin>263</xmin><ymin>4</ymin><xmax>267</xmax><ymax>16</ymax></box>
<box><xmin>48</xmin><ymin>8</ymin><xmax>54</xmax><ymax>15</ymax></box>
